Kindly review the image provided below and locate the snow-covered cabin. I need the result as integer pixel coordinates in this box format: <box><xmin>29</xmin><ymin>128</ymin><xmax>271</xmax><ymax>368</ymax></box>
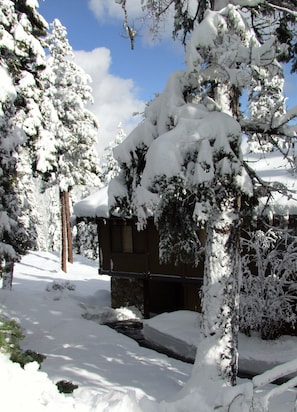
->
<box><xmin>74</xmin><ymin>186</ymin><xmax>204</xmax><ymax>317</ymax></box>
<box><xmin>74</xmin><ymin>151</ymin><xmax>297</xmax><ymax>318</ymax></box>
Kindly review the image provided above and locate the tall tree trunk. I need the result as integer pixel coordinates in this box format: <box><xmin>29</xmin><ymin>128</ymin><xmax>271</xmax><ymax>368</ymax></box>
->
<box><xmin>65</xmin><ymin>190</ymin><xmax>73</xmax><ymax>264</ymax></box>
<box><xmin>202</xmin><ymin>207</ymin><xmax>240</xmax><ymax>384</ymax></box>
<box><xmin>60</xmin><ymin>190</ymin><xmax>67</xmax><ymax>273</ymax></box>
<box><xmin>183</xmin><ymin>196</ymin><xmax>241</xmax><ymax>407</ymax></box>
<box><xmin>1</xmin><ymin>260</ymin><xmax>14</xmax><ymax>290</ymax></box>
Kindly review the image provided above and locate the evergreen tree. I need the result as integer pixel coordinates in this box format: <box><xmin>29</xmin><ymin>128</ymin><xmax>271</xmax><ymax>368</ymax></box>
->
<box><xmin>16</xmin><ymin>150</ymin><xmax>44</xmax><ymax>251</ymax></box>
<box><xmin>72</xmin><ymin>186</ymin><xmax>99</xmax><ymax>261</ymax></box>
<box><xmin>100</xmin><ymin>123</ymin><xmax>126</xmax><ymax>186</ymax></box>
<box><xmin>72</xmin><ymin>124</ymin><xmax>127</xmax><ymax>261</ymax></box>
<box><xmin>41</xmin><ymin>19</ymin><xmax>100</xmax><ymax>272</ymax></box>
<box><xmin>0</xmin><ymin>0</ymin><xmax>49</xmax><ymax>288</ymax></box>
<box><xmin>111</xmin><ymin>3</ymin><xmax>297</xmax><ymax>408</ymax></box>
<box><xmin>139</xmin><ymin>0</ymin><xmax>297</xmax><ymax>58</ymax></box>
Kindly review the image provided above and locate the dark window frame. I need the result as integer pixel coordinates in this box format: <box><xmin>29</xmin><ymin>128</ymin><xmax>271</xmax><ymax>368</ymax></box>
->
<box><xmin>110</xmin><ymin>220</ymin><xmax>146</xmax><ymax>254</ymax></box>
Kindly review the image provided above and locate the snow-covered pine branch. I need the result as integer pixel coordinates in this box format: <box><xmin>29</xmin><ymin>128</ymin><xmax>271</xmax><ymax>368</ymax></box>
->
<box><xmin>0</xmin><ymin>0</ymin><xmax>50</xmax><ymax>288</ymax></box>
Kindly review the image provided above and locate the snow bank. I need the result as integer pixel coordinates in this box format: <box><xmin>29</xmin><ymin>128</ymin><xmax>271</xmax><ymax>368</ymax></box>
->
<box><xmin>1</xmin><ymin>252</ymin><xmax>297</xmax><ymax>411</ymax></box>
<box><xmin>0</xmin><ymin>352</ymin><xmax>161</xmax><ymax>412</ymax></box>
<box><xmin>0</xmin><ymin>353</ymin><xmax>79</xmax><ymax>412</ymax></box>
<box><xmin>143</xmin><ymin>311</ymin><xmax>297</xmax><ymax>376</ymax></box>
<box><xmin>143</xmin><ymin>311</ymin><xmax>199</xmax><ymax>362</ymax></box>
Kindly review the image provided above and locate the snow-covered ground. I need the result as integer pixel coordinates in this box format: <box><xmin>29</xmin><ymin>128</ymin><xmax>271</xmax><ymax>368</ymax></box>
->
<box><xmin>0</xmin><ymin>251</ymin><xmax>296</xmax><ymax>411</ymax></box>
<box><xmin>144</xmin><ymin>311</ymin><xmax>297</xmax><ymax>377</ymax></box>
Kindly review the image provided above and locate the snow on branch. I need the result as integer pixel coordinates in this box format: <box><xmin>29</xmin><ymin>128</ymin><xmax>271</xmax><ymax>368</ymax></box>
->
<box><xmin>240</xmin><ymin>117</ymin><xmax>297</xmax><ymax>139</ymax></box>
<box><xmin>263</xmin><ymin>0</ymin><xmax>297</xmax><ymax>18</ymax></box>
<box><xmin>271</xmin><ymin>104</ymin><xmax>297</xmax><ymax>130</ymax></box>
<box><xmin>231</xmin><ymin>0</ymin><xmax>297</xmax><ymax>17</ymax></box>
<box><xmin>253</xmin><ymin>358</ymin><xmax>297</xmax><ymax>390</ymax></box>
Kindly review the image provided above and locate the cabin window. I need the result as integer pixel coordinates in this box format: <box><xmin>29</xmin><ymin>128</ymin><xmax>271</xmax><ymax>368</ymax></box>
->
<box><xmin>110</xmin><ymin>221</ymin><xmax>146</xmax><ymax>254</ymax></box>
<box><xmin>122</xmin><ymin>225</ymin><xmax>133</xmax><ymax>253</ymax></box>
<box><xmin>111</xmin><ymin>225</ymin><xmax>122</xmax><ymax>252</ymax></box>
<box><xmin>289</xmin><ymin>216</ymin><xmax>297</xmax><ymax>236</ymax></box>
<box><xmin>133</xmin><ymin>226</ymin><xmax>146</xmax><ymax>253</ymax></box>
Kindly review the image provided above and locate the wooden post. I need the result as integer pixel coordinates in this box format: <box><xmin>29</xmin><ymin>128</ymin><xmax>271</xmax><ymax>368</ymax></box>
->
<box><xmin>60</xmin><ymin>190</ymin><xmax>67</xmax><ymax>273</ymax></box>
<box><xmin>65</xmin><ymin>191</ymin><xmax>73</xmax><ymax>264</ymax></box>
<box><xmin>143</xmin><ymin>278</ymin><xmax>150</xmax><ymax>319</ymax></box>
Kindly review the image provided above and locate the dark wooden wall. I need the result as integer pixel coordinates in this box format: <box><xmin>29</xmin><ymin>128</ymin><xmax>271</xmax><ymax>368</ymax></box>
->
<box><xmin>97</xmin><ymin>217</ymin><xmax>203</xmax><ymax>315</ymax></box>
<box><xmin>98</xmin><ymin>217</ymin><xmax>204</xmax><ymax>279</ymax></box>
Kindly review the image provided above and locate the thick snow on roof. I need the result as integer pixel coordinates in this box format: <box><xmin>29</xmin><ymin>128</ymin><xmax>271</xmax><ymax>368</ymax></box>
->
<box><xmin>244</xmin><ymin>151</ymin><xmax>297</xmax><ymax>216</ymax></box>
<box><xmin>73</xmin><ymin>151</ymin><xmax>297</xmax><ymax>219</ymax></box>
<box><xmin>73</xmin><ymin>186</ymin><xmax>109</xmax><ymax>218</ymax></box>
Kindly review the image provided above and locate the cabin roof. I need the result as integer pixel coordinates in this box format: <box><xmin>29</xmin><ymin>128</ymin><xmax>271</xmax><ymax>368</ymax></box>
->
<box><xmin>245</xmin><ymin>151</ymin><xmax>297</xmax><ymax>216</ymax></box>
<box><xmin>74</xmin><ymin>186</ymin><xmax>109</xmax><ymax>219</ymax></box>
<box><xmin>74</xmin><ymin>151</ymin><xmax>297</xmax><ymax>219</ymax></box>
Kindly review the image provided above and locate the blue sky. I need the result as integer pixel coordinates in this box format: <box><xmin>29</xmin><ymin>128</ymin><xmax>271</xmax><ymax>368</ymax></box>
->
<box><xmin>38</xmin><ymin>0</ymin><xmax>185</xmax><ymax>102</ymax></box>
<box><xmin>38</xmin><ymin>0</ymin><xmax>186</xmax><ymax>153</ymax></box>
<box><xmin>37</xmin><ymin>0</ymin><xmax>297</xmax><ymax>155</ymax></box>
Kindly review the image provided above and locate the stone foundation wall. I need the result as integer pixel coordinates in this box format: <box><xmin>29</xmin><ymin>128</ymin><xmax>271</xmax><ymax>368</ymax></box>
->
<box><xmin>111</xmin><ymin>277</ymin><xmax>146</xmax><ymax>315</ymax></box>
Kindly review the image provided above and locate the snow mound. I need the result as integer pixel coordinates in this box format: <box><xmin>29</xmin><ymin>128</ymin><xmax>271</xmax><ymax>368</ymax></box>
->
<box><xmin>144</xmin><ymin>311</ymin><xmax>297</xmax><ymax>378</ymax></box>
<box><xmin>81</xmin><ymin>304</ymin><xmax>142</xmax><ymax>323</ymax></box>
<box><xmin>143</xmin><ymin>311</ymin><xmax>200</xmax><ymax>361</ymax></box>
<box><xmin>0</xmin><ymin>353</ymin><xmax>158</xmax><ymax>412</ymax></box>
<box><xmin>0</xmin><ymin>353</ymin><xmax>78</xmax><ymax>412</ymax></box>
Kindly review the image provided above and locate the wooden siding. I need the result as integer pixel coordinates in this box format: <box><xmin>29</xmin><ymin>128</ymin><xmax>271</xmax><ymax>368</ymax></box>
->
<box><xmin>97</xmin><ymin>217</ymin><xmax>204</xmax><ymax>315</ymax></box>
<box><xmin>98</xmin><ymin>217</ymin><xmax>204</xmax><ymax>281</ymax></box>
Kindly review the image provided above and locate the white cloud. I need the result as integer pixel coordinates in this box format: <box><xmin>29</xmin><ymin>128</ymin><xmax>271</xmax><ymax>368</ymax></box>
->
<box><xmin>88</xmin><ymin>0</ymin><xmax>174</xmax><ymax>46</ymax></box>
<box><xmin>88</xmin><ymin>0</ymin><xmax>143</xmax><ymax>21</ymax></box>
<box><xmin>73</xmin><ymin>47</ymin><xmax>145</xmax><ymax>158</ymax></box>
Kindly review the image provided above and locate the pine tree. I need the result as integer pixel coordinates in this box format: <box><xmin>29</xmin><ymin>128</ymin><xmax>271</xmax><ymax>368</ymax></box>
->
<box><xmin>0</xmin><ymin>0</ymin><xmax>49</xmax><ymax>288</ymax></box>
<box><xmin>41</xmin><ymin>19</ymin><xmax>100</xmax><ymax>272</ymax></box>
<box><xmin>100</xmin><ymin>123</ymin><xmax>126</xmax><ymax>186</ymax></box>
<box><xmin>139</xmin><ymin>1</ymin><xmax>297</xmax><ymax>53</ymax></box>
<box><xmin>72</xmin><ymin>186</ymin><xmax>100</xmax><ymax>260</ymax></box>
<box><xmin>72</xmin><ymin>124</ymin><xmax>127</xmax><ymax>261</ymax></box>
<box><xmin>111</xmin><ymin>3</ymin><xmax>297</xmax><ymax>408</ymax></box>
<box><xmin>16</xmin><ymin>150</ymin><xmax>44</xmax><ymax>251</ymax></box>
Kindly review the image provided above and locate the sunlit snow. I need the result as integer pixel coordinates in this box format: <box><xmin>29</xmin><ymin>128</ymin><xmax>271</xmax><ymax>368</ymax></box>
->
<box><xmin>0</xmin><ymin>252</ymin><xmax>296</xmax><ymax>411</ymax></box>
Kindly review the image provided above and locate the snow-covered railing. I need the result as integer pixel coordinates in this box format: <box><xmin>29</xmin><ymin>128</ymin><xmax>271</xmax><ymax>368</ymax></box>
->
<box><xmin>251</xmin><ymin>358</ymin><xmax>297</xmax><ymax>411</ymax></box>
<box><xmin>225</xmin><ymin>359</ymin><xmax>297</xmax><ymax>411</ymax></box>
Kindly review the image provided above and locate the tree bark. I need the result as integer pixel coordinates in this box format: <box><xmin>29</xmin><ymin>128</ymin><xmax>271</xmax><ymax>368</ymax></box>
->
<box><xmin>65</xmin><ymin>190</ymin><xmax>73</xmax><ymax>264</ymax></box>
<box><xmin>1</xmin><ymin>260</ymin><xmax>14</xmax><ymax>290</ymax></box>
<box><xmin>183</xmin><ymin>196</ymin><xmax>241</xmax><ymax>408</ymax></box>
<box><xmin>60</xmin><ymin>190</ymin><xmax>67</xmax><ymax>273</ymax></box>
<box><xmin>201</xmin><ymin>206</ymin><xmax>240</xmax><ymax>385</ymax></box>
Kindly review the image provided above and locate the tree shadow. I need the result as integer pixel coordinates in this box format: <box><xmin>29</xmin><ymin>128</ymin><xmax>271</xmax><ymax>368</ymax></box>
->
<box><xmin>0</xmin><ymin>251</ymin><xmax>191</xmax><ymax>402</ymax></box>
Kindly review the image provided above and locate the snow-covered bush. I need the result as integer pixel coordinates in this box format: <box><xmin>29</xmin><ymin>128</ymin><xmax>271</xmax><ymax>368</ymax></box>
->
<box><xmin>240</xmin><ymin>228</ymin><xmax>297</xmax><ymax>340</ymax></box>
<box><xmin>0</xmin><ymin>316</ymin><xmax>24</xmax><ymax>358</ymax></box>
<box><xmin>46</xmin><ymin>281</ymin><xmax>76</xmax><ymax>292</ymax></box>
<box><xmin>46</xmin><ymin>280</ymin><xmax>76</xmax><ymax>301</ymax></box>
